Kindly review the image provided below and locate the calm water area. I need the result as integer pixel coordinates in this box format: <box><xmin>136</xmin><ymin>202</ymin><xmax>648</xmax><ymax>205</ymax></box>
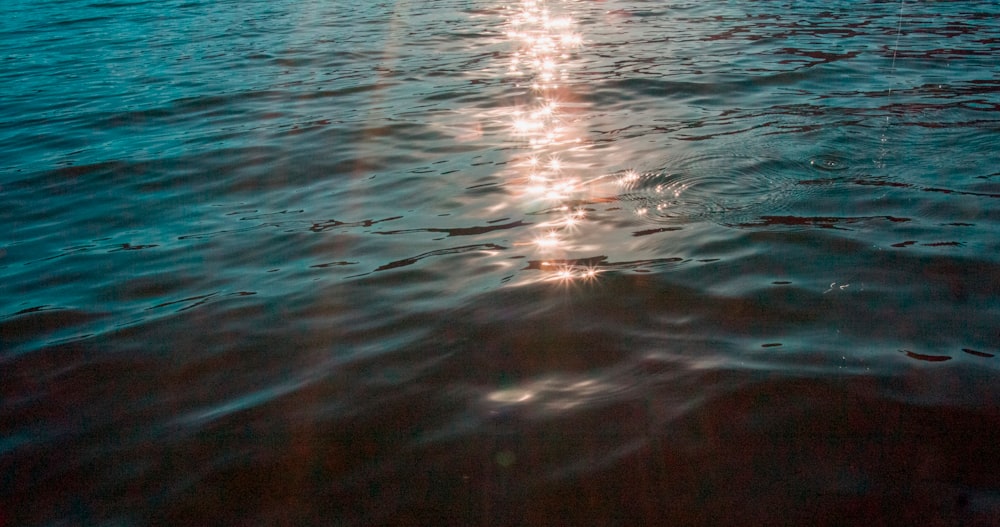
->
<box><xmin>2</xmin><ymin>0</ymin><xmax>1000</xmax><ymax>524</ymax></box>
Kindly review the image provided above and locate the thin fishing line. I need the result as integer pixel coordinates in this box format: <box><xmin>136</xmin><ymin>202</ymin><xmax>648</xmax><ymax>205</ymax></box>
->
<box><xmin>887</xmin><ymin>0</ymin><xmax>904</xmax><ymax>101</ymax></box>
<box><xmin>877</xmin><ymin>0</ymin><xmax>905</xmax><ymax>169</ymax></box>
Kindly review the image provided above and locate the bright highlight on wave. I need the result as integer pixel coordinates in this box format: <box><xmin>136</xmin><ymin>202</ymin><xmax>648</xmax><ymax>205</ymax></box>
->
<box><xmin>500</xmin><ymin>0</ymin><xmax>613</xmax><ymax>284</ymax></box>
<box><xmin>498</xmin><ymin>0</ymin><xmax>664</xmax><ymax>284</ymax></box>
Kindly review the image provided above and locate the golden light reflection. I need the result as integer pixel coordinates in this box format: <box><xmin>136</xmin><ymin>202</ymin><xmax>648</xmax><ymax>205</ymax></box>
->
<box><xmin>618</xmin><ymin>169</ymin><xmax>640</xmax><ymax>185</ymax></box>
<box><xmin>497</xmin><ymin>0</ymin><xmax>645</xmax><ymax>284</ymax></box>
<box><xmin>484</xmin><ymin>374</ymin><xmax>621</xmax><ymax>414</ymax></box>
<box><xmin>505</xmin><ymin>1</ymin><xmax>583</xmax><ymax>279</ymax></box>
<box><xmin>543</xmin><ymin>262</ymin><xmax>602</xmax><ymax>284</ymax></box>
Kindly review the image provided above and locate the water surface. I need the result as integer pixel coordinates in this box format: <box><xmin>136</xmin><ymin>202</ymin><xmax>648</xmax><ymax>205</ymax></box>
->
<box><xmin>2</xmin><ymin>0</ymin><xmax>1000</xmax><ymax>525</ymax></box>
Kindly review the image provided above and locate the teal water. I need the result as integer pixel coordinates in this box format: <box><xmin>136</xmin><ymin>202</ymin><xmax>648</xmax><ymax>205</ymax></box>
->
<box><xmin>2</xmin><ymin>0</ymin><xmax>1000</xmax><ymax>525</ymax></box>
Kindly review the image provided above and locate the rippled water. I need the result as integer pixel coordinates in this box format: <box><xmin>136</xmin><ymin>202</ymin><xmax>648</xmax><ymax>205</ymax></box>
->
<box><xmin>3</xmin><ymin>0</ymin><xmax>1000</xmax><ymax>524</ymax></box>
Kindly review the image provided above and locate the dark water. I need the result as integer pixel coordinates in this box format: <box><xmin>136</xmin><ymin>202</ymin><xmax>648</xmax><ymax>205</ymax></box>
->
<box><xmin>2</xmin><ymin>0</ymin><xmax>1000</xmax><ymax>524</ymax></box>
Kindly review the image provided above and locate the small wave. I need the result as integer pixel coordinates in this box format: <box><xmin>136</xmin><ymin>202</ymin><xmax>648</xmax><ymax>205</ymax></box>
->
<box><xmin>616</xmin><ymin>152</ymin><xmax>809</xmax><ymax>226</ymax></box>
<box><xmin>0</xmin><ymin>307</ymin><xmax>106</xmax><ymax>359</ymax></box>
<box><xmin>809</xmin><ymin>153</ymin><xmax>852</xmax><ymax>171</ymax></box>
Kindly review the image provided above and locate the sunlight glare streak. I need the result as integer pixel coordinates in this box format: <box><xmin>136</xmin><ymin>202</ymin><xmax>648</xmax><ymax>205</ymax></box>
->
<box><xmin>535</xmin><ymin>230</ymin><xmax>562</xmax><ymax>250</ymax></box>
<box><xmin>498</xmin><ymin>0</ymin><xmax>621</xmax><ymax>285</ymax></box>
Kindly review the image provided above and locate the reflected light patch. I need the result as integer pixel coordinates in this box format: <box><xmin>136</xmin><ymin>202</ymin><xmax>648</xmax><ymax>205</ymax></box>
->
<box><xmin>484</xmin><ymin>375</ymin><xmax>627</xmax><ymax>415</ymax></box>
<box><xmin>561</xmin><ymin>207</ymin><xmax>586</xmax><ymax>228</ymax></box>
<box><xmin>513</xmin><ymin>117</ymin><xmax>542</xmax><ymax>134</ymax></box>
<box><xmin>554</xmin><ymin>266</ymin><xmax>575</xmax><ymax>281</ymax></box>
<box><xmin>560</xmin><ymin>33</ymin><xmax>582</xmax><ymax>47</ymax></box>
<box><xmin>488</xmin><ymin>388</ymin><xmax>535</xmax><ymax>403</ymax></box>
<box><xmin>619</xmin><ymin>169</ymin><xmax>640</xmax><ymax>185</ymax></box>
<box><xmin>547</xmin><ymin>16</ymin><xmax>572</xmax><ymax>30</ymax></box>
<box><xmin>549</xmin><ymin>265</ymin><xmax>602</xmax><ymax>284</ymax></box>
<box><xmin>535</xmin><ymin>231</ymin><xmax>562</xmax><ymax>249</ymax></box>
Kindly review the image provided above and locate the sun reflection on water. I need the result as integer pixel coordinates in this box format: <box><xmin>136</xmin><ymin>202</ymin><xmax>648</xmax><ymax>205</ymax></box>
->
<box><xmin>499</xmin><ymin>0</ymin><xmax>622</xmax><ymax>284</ymax></box>
<box><xmin>485</xmin><ymin>374</ymin><xmax>624</xmax><ymax>415</ymax></box>
<box><xmin>493</xmin><ymin>0</ymin><xmax>673</xmax><ymax>284</ymax></box>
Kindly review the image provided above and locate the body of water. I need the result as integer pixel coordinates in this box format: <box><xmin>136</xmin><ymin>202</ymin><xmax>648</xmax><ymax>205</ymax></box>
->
<box><xmin>3</xmin><ymin>0</ymin><xmax>1000</xmax><ymax>525</ymax></box>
